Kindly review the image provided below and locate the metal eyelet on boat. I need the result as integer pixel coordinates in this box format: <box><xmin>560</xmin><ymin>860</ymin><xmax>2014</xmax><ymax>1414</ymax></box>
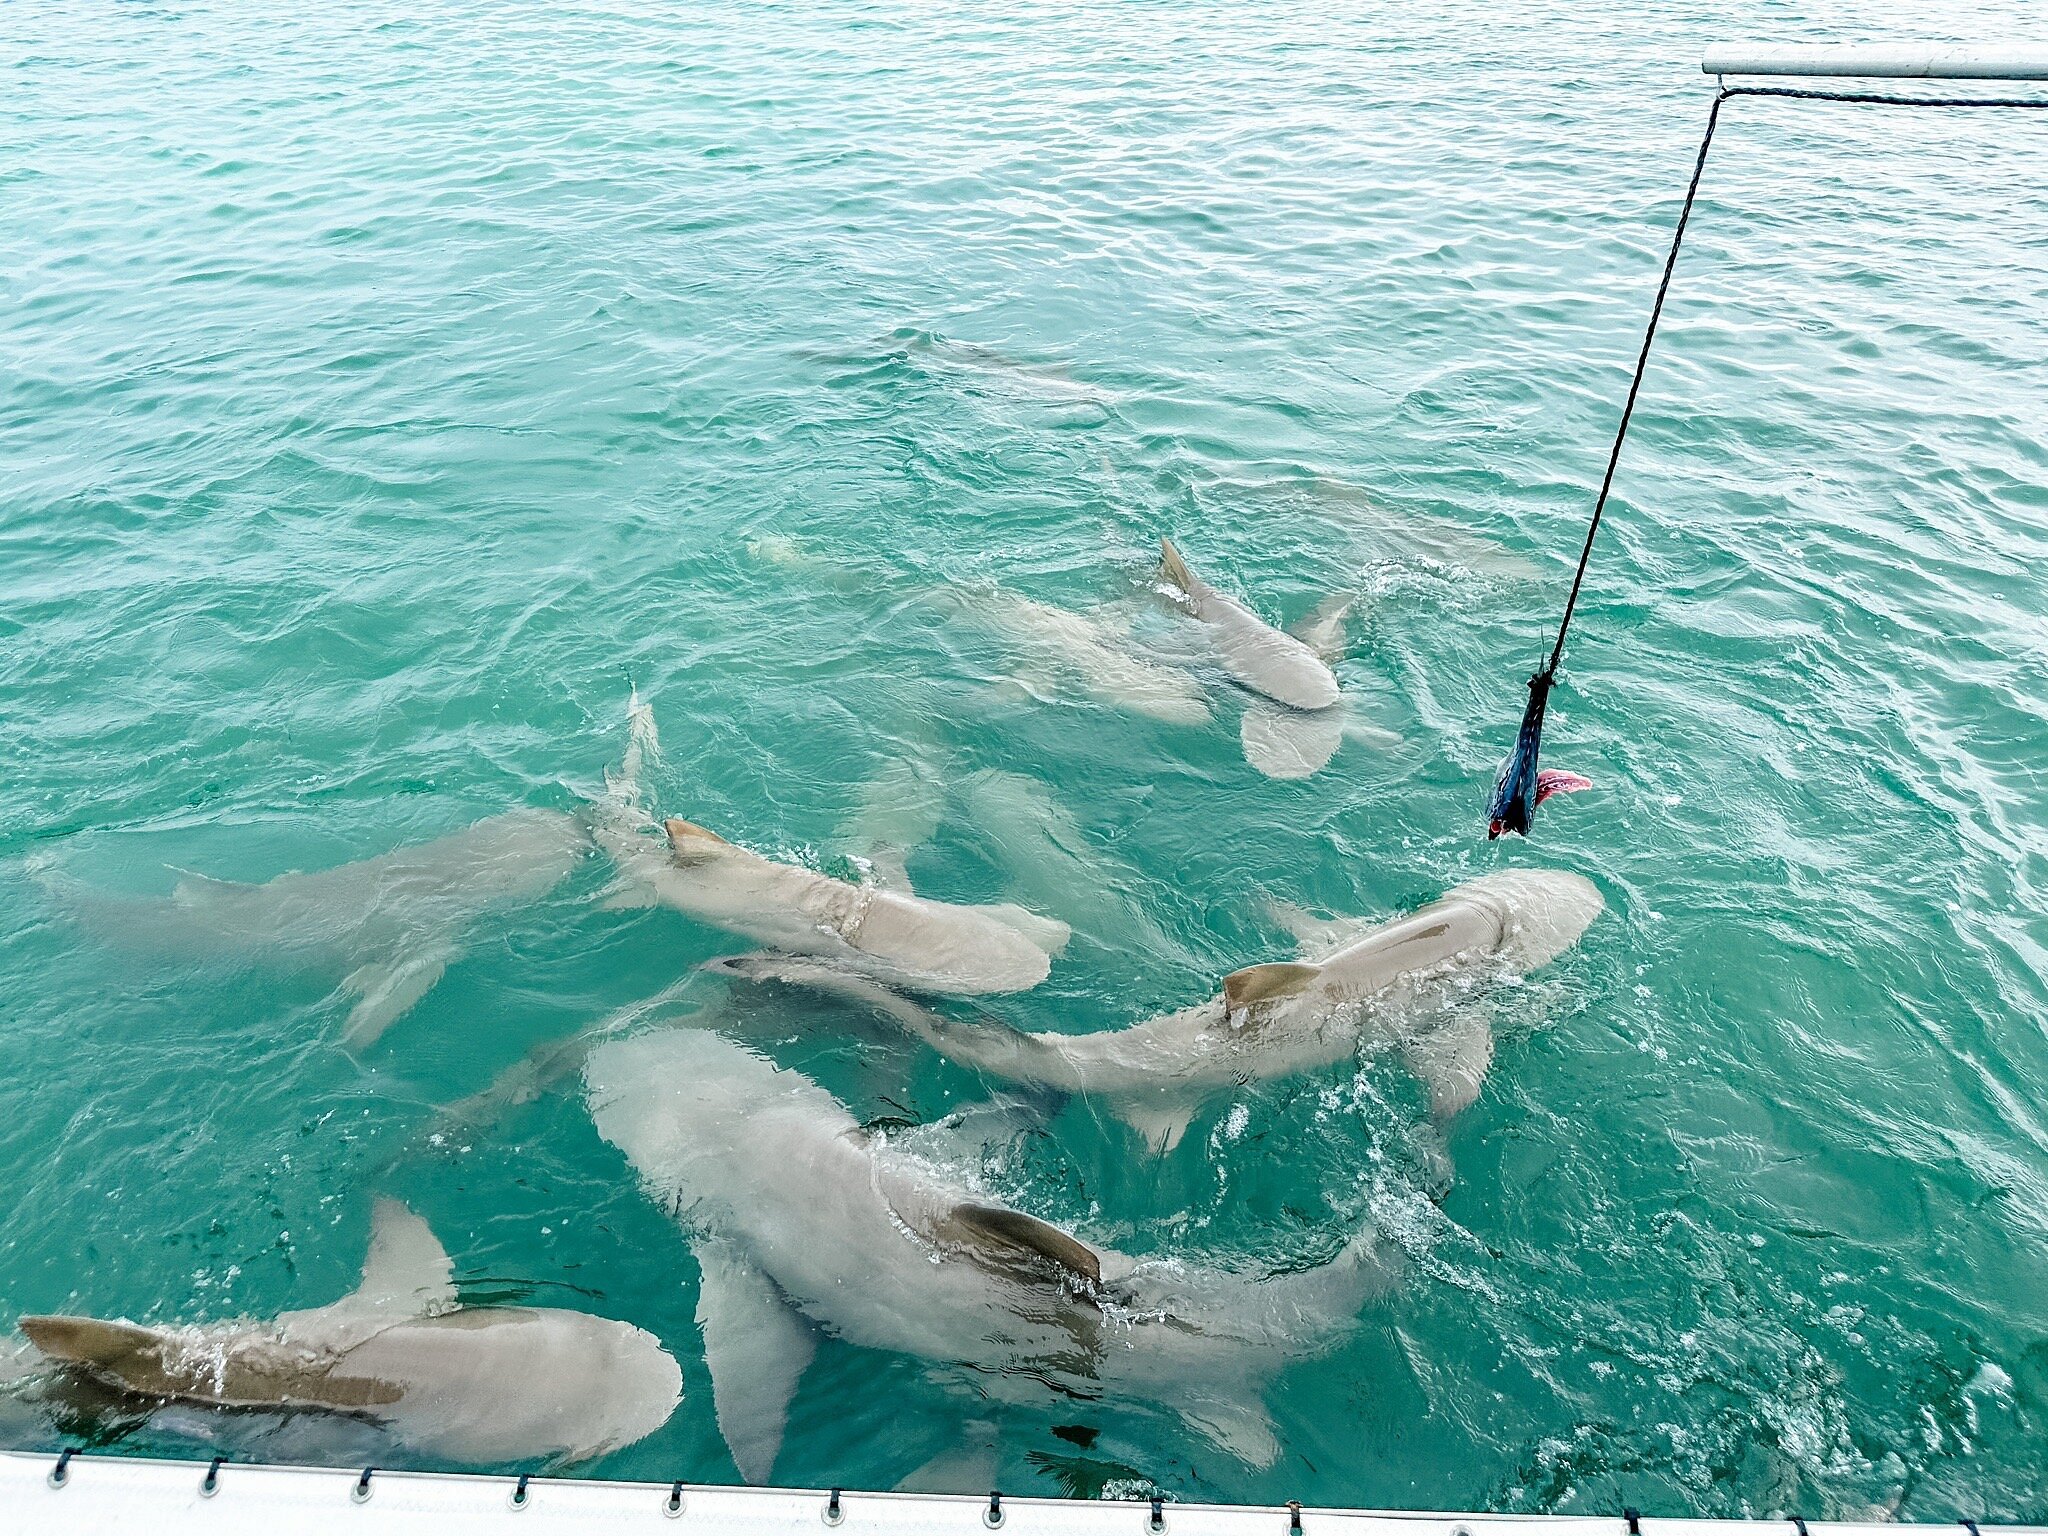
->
<box><xmin>823</xmin><ymin>1488</ymin><xmax>844</xmax><ymax>1527</ymax></box>
<box><xmin>1148</xmin><ymin>1495</ymin><xmax>1166</xmax><ymax>1534</ymax></box>
<box><xmin>353</xmin><ymin>1468</ymin><xmax>376</xmax><ymax>1504</ymax></box>
<box><xmin>984</xmin><ymin>1491</ymin><xmax>1005</xmax><ymax>1530</ymax></box>
<box><xmin>201</xmin><ymin>1457</ymin><xmax>224</xmax><ymax>1498</ymax></box>
<box><xmin>510</xmin><ymin>1474</ymin><xmax>531</xmax><ymax>1511</ymax></box>
<box><xmin>1288</xmin><ymin>1501</ymin><xmax>1303</xmax><ymax>1534</ymax></box>
<box><xmin>48</xmin><ymin>1448</ymin><xmax>75</xmax><ymax>1489</ymax></box>
<box><xmin>666</xmin><ymin>1481</ymin><xmax>686</xmax><ymax>1519</ymax></box>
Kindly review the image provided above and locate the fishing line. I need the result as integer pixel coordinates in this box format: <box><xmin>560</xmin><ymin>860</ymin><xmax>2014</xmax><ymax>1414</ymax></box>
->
<box><xmin>1488</xmin><ymin>84</ymin><xmax>2048</xmax><ymax>838</ymax></box>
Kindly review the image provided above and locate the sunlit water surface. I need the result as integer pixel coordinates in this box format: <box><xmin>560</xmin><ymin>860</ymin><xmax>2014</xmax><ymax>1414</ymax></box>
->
<box><xmin>4</xmin><ymin>0</ymin><xmax>2047</xmax><ymax>1520</ymax></box>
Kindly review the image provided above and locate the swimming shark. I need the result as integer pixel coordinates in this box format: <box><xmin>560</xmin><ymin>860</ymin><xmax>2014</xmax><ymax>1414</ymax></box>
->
<box><xmin>592</xmin><ymin>798</ymin><xmax>1069</xmax><ymax>996</ymax></box>
<box><xmin>584</xmin><ymin>1027</ymin><xmax>1390</xmax><ymax>1484</ymax></box>
<box><xmin>1157</xmin><ymin>539</ymin><xmax>1341</xmax><ymax>713</ymax></box>
<box><xmin>15</xmin><ymin>1201</ymin><xmax>681</xmax><ymax>1467</ymax></box>
<box><xmin>735</xmin><ymin>870</ymin><xmax>1603</xmax><ymax>1153</ymax></box>
<box><xmin>46</xmin><ymin>808</ymin><xmax>589</xmax><ymax>1048</ymax></box>
<box><xmin>969</xmin><ymin>588</ymin><xmax>1214</xmax><ymax>726</ymax></box>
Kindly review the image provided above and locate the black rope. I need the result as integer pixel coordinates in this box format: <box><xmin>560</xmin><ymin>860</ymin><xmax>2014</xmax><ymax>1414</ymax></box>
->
<box><xmin>1492</xmin><ymin>79</ymin><xmax>2048</xmax><ymax>837</ymax></box>
<box><xmin>1542</xmin><ymin>82</ymin><xmax>2048</xmax><ymax>681</ymax></box>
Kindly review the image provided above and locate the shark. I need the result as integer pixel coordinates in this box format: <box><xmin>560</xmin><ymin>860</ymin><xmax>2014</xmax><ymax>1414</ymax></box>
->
<box><xmin>1157</xmin><ymin>539</ymin><xmax>1341</xmax><ymax>713</ymax></box>
<box><xmin>968</xmin><ymin>588</ymin><xmax>1215</xmax><ymax>726</ymax></box>
<box><xmin>15</xmin><ymin>1201</ymin><xmax>681</xmax><ymax>1467</ymax></box>
<box><xmin>592</xmin><ymin>802</ymin><xmax>1069</xmax><ymax>997</ymax></box>
<box><xmin>729</xmin><ymin>870</ymin><xmax>1603</xmax><ymax>1153</ymax></box>
<box><xmin>45</xmin><ymin>808</ymin><xmax>589</xmax><ymax>1048</ymax></box>
<box><xmin>584</xmin><ymin>1027</ymin><xmax>1390</xmax><ymax>1484</ymax></box>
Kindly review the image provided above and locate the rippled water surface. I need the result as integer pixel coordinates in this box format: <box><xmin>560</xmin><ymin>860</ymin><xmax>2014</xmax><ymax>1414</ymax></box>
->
<box><xmin>5</xmin><ymin>0</ymin><xmax>2048</xmax><ymax>1520</ymax></box>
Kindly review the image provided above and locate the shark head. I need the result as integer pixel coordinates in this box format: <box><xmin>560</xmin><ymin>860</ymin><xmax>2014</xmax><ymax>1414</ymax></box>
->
<box><xmin>1458</xmin><ymin>868</ymin><xmax>1604</xmax><ymax>968</ymax></box>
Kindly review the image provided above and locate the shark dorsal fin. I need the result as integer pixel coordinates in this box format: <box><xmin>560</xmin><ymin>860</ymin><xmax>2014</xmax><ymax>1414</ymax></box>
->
<box><xmin>944</xmin><ymin>1202</ymin><xmax>1102</xmax><ymax>1288</ymax></box>
<box><xmin>665</xmin><ymin>817</ymin><xmax>733</xmax><ymax>866</ymax></box>
<box><xmin>1158</xmin><ymin>537</ymin><xmax>1198</xmax><ymax>599</ymax></box>
<box><xmin>665</xmin><ymin>817</ymin><xmax>731</xmax><ymax>848</ymax></box>
<box><xmin>1221</xmin><ymin>961</ymin><xmax>1320</xmax><ymax>1011</ymax></box>
<box><xmin>348</xmin><ymin>1199</ymin><xmax>456</xmax><ymax>1317</ymax></box>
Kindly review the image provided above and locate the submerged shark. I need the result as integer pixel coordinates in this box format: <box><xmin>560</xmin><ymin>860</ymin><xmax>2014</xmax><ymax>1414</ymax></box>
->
<box><xmin>737</xmin><ymin>870</ymin><xmax>1603</xmax><ymax>1153</ymax></box>
<box><xmin>47</xmin><ymin>809</ymin><xmax>588</xmax><ymax>1047</ymax></box>
<box><xmin>16</xmin><ymin>1201</ymin><xmax>681</xmax><ymax>1467</ymax></box>
<box><xmin>593</xmin><ymin>801</ymin><xmax>1069</xmax><ymax>996</ymax></box>
<box><xmin>968</xmin><ymin>588</ymin><xmax>1214</xmax><ymax>726</ymax></box>
<box><xmin>584</xmin><ymin>1028</ymin><xmax>1389</xmax><ymax>1484</ymax></box>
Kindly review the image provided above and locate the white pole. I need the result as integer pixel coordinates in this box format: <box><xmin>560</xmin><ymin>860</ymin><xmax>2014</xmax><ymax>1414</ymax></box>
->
<box><xmin>1702</xmin><ymin>43</ymin><xmax>2048</xmax><ymax>80</ymax></box>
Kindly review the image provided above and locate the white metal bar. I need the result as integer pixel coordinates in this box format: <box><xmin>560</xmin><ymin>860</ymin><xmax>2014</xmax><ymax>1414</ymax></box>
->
<box><xmin>3</xmin><ymin>1453</ymin><xmax>2045</xmax><ymax>1536</ymax></box>
<box><xmin>1702</xmin><ymin>44</ymin><xmax>2048</xmax><ymax>81</ymax></box>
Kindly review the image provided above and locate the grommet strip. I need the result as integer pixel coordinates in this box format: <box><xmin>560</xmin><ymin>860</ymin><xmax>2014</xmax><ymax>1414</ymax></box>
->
<box><xmin>353</xmin><ymin>1468</ymin><xmax>376</xmax><ymax>1504</ymax></box>
<box><xmin>201</xmin><ymin>1457</ymin><xmax>224</xmax><ymax>1497</ymax></box>
<box><xmin>48</xmin><ymin>1449</ymin><xmax>75</xmax><ymax>1489</ymax></box>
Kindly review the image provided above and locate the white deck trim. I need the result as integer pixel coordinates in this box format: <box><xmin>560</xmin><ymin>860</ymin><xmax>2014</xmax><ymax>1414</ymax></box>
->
<box><xmin>2</xmin><ymin>1452</ymin><xmax>2039</xmax><ymax>1536</ymax></box>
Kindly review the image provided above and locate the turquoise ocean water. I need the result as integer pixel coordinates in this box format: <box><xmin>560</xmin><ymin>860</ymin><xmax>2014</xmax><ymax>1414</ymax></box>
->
<box><xmin>4</xmin><ymin>0</ymin><xmax>2048</xmax><ymax>1520</ymax></box>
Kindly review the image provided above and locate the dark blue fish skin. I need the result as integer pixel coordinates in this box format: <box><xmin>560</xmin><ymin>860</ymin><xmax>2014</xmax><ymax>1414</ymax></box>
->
<box><xmin>1487</xmin><ymin>673</ymin><xmax>1554</xmax><ymax>839</ymax></box>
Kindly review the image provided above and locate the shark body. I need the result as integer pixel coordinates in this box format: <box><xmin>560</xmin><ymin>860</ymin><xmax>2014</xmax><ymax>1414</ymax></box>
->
<box><xmin>17</xmin><ymin>1202</ymin><xmax>681</xmax><ymax>1467</ymax></box>
<box><xmin>585</xmin><ymin>1028</ymin><xmax>1387</xmax><ymax>1483</ymax></box>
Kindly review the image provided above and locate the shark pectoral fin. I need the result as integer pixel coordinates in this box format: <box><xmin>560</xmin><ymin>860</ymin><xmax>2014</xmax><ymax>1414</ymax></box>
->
<box><xmin>982</xmin><ymin>903</ymin><xmax>1072</xmax><ymax>957</ymax></box>
<box><xmin>1260</xmin><ymin>899</ymin><xmax>1381</xmax><ymax>962</ymax></box>
<box><xmin>354</xmin><ymin>1200</ymin><xmax>457</xmax><ymax>1315</ymax></box>
<box><xmin>1220</xmin><ymin>961</ymin><xmax>1319</xmax><ymax>1011</ymax></box>
<box><xmin>694</xmin><ymin>1238</ymin><xmax>815</xmax><ymax>1485</ymax></box>
<box><xmin>868</xmin><ymin>852</ymin><xmax>915</xmax><ymax>895</ymax></box>
<box><xmin>283</xmin><ymin>1200</ymin><xmax>458</xmax><ymax>1337</ymax></box>
<box><xmin>1115</xmin><ymin>1100</ymin><xmax>1197</xmax><ymax>1156</ymax></box>
<box><xmin>340</xmin><ymin>946</ymin><xmax>454</xmax><ymax>1050</ymax></box>
<box><xmin>1240</xmin><ymin>701</ymin><xmax>1345</xmax><ymax>780</ymax></box>
<box><xmin>1290</xmin><ymin>593</ymin><xmax>1354</xmax><ymax>660</ymax></box>
<box><xmin>1400</xmin><ymin>1010</ymin><xmax>1496</xmax><ymax>1118</ymax></box>
<box><xmin>168</xmin><ymin>868</ymin><xmax>257</xmax><ymax>903</ymax></box>
<box><xmin>1178</xmin><ymin>1393</ymin><xmax>1280</xmax><ymax>1468</ymax></box>
<box><xmin>597</xmin><ymin>875</ymin><xmax>661</xmax><ymax>910</ymax></box>
<box><xmin>845</xmin><ymin>755</ymin><xmax>944</xmax><ymax>892</ymax></box>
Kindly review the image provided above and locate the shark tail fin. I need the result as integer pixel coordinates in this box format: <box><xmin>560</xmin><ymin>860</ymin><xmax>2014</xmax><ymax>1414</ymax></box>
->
<box><xmin>621</xmin><ymin>688</ymin><xmax>665</xmax><ymax>794</ymax></box>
